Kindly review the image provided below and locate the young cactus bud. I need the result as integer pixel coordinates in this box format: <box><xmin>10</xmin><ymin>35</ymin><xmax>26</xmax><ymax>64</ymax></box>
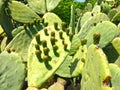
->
<box><xmin>69</xmin><ymin>32</ymin><xmax>73</xmax><ymax>41</ymax></box>
<box><xmin>50</xmin><ymin>36</ymin><xmax>56</xmax><ymax>45</ymax></box>
<box><xmin>93</xmin><ymin>32</ymin><xmax>101</xmax><ymax>45</ymax></box>
<box><xmin>35</xmin><ymin>50</ymin><xmax>42</xmax><ymax>62</ymax></box>
<box><xmin>43</xmin><ymin>55</ymin><xmax>49</xmax><ymax>62</ymax></box>
<box><xmin>64</xmin><ymin>43</ymin><xmax>68</xmax><ymax>51</ymax></box>
<box><xmin>81</xmin><ymin>39</ymin><xmax>87</xmax><ymax>46</ymax></box>
<box><xmin>62</xmin><ymin>22</ymin><xmax>67</xmax><ymax>31</ymax></box>
<box><xmin>44</xmin><ymin>28</ymin><xmax>49</xmax><ymax>35</ymax></box>
<box><xmin>66</xmin><ymin>28</ymin><xmax>70</xmax><ymax>35</ymax></box>
<box><xmin>41</xmin><ymin>40</ymin><xmax>47</xmax><ymax>47</ymax></box>
<box><xmin>43</xmin><ymin>47</ymin><xmax>49</xmax><ymax>55</ymax></box>
<box><xmin>54</xmin><ymin>22</ymin><xmax>59</xmax><ymax>30</ymax></box>
<box><xmin>35</xmin><ymin>34</ymin><xmax>41</xmax><ymax>44</ymax></box>
<box><xmin>59</xmin><ymin>31</ymin><xmax>63</xmax><ymax>39</ymax></box>
<box><xmin>35</xmin><ymin>44</ymin><xmax>40</xmax><ymax>50</ymax></box>
<box><xmin>51</xmin><ymin>31</ymin><xmax>55</xmax><ymax>37</ymax></box>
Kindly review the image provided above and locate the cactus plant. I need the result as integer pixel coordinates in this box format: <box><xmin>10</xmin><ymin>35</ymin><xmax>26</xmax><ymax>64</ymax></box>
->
<box><xmin>81</xmin><ymin>44</ymin><xmax>111</xmax><ymax>90</ymax></box>
<box><xmin>85</xmin><ymin>21</ymin><xmax>118</xmax><ymax>48</ymax></box>
<box><xmin>109</xmin><ymin>64</ymin><xmax>120</xmax><ymax>90</ymax></box>
<box><xmin>8</xmin><ymin>1</ymin><xmax>40</xmax><ymax>23</ymax></box>
<box><xmin>27</xmin><ymin>24</ymin><xmax>72</xmax><ymax>88</ymax></box>
<box><xmin>0</xmin><ymin>51</ymin><xmax>26</xmax><ymax>90</ymax></box>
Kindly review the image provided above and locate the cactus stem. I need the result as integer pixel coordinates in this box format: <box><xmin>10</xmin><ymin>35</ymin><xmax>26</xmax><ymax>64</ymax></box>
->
<box><xmin>59</xmin><ymin>31</ymin><xmax>64</xmax><ymax>39</ymax></box>
<box><xmin>81</xmin><ymin>39</ymin><xmax>87</xmax><ymax>45</ymax></box>
<box><xmin>35</xmin><ymin>44</ymin><xmax>40</xmax><ymax>50</ymax></box>
<box><xmin>41</xmin><ymin>40</ymin><xmax>47</xmax><ymax>47</ymax></box>
<box><xmin>69</xmin><ymin>32</ymin><xmax>73</xmax><ymax>41</ymax></box>
<box><xmin>54</xmin><ymin>22</ymin><xmax>59</xmax><ymax>30</ymax></box>
<box><xmin>93</xmin><ymin>32</ymin><xmax>101</xmax><ymax>45</ymax></box>
<box><xmin>43</xmin><ymin>47</ymin><xmax>49</xmax><ymax>55</ymax></box>
<box><xmin>44</xmin><ymin>28</ymin><xmax>49</xmax><ymax>35</ymax></box>
<box><xmin>35</xmin><ymin>50</ymin><xmax>42</xmax><ymax>62</ymax></box>
<box><xmin>35</xmin><ymin>34</ymin><xmax>41</xmax><ymax>44</ymax></box>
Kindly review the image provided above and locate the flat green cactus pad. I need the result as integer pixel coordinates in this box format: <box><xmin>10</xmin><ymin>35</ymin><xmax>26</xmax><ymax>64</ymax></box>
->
<box><xmin>0</xmin><ymin>51</ymin><xmax>26</xmax><ymax>90</ymax></box>
<box><xmin>8</xmin><ymin>1</ymin><xmax>40</xmax><ymax>23</ymax></box>
<box><xmin>109</xmin><ymin>64</ymin><xmax>120</xmax><ymax>90</ymax></box>
<box><xmin>43</xmin><ymin>12</ymin><xmax>62</xmax><ymax>27</ymax></box>
<box><xmin>28</xmin><ymin>25</ymin><xmax>72</xmax><ymax>87</ymax></box>
<box><xmin>81</xmin><ymin>44</ymin><xmax>111</xmax><ymax>90</ymax></box>
<box><xmin>56</xmin><ymin>43</ymin><xmax>87</xmax><ymax>78</ymax></box>
<box><xmin>5</xmin><ymin>22</ymin><xmax>43</xmax><ymax>62</ymax></box>
<box><xmin>86</xmin><ymin>21</ymin><xmax>118</xmax><ymax>48</ymax></box>
<box><xmin>112</xmin><ymin>37</ymin><xmax>120</xmax><ymax>55</ymax></box>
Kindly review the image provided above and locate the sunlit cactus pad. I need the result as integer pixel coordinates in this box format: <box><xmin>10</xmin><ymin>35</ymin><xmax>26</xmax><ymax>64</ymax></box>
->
<box><xmin>28</xmin><ymin>25</ymin><xmax>72</xmax><ymax>87</ymax></box>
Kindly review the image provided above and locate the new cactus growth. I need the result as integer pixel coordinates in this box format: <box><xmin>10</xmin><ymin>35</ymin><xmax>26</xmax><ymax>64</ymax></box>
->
<box><xmin>27</xmin><ymin>25</ymin><xmax>72</xmax><ymax>88</ymax></box>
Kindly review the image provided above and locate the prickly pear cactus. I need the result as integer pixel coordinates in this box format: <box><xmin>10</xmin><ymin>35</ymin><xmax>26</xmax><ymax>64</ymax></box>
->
<box><xmin>0</xmin><ymin>51</ymin><xmax>26</xmax><ymax>90</ymax></box>
<box><xmin>56</xmin><ymin>39</ymin><xmax>87</xmax><ymax>78</ymax></box>
<box><xmin>43</xmin><ymin>12</ymin><xmax>62</xmax><ymax>27</ymax></box>
<box><xmin>112</xmin><ymin>37</ymin><xmax>120</xmax><ymax>55</ymax></box>
<box><xmin>8</xmin><ymin>1</ymin><xmax>40</xmax><ymax>23</ymax></box>
<box><xmin>109</xmin><ymin>64</ymin><xmax>120</xmax><ymax>90</ymax></box>
<box><xmin>28</xmin><ymin>24</ymin><xmax>72</xmax><ymax>87</ymax></box>
<box><xmin>5</xmin><ymin>21</ymin><xmax>43</xmax><ymax>61</ymax></box>
<box><xmin>81</xmin><ymin>44</ymin><xmax>112</xmax><ymax>90</ymax></box>
<box><xmin>86</xmin><ymin>21</ymin><xmax>118</xmax><ymax>48</ymax></box>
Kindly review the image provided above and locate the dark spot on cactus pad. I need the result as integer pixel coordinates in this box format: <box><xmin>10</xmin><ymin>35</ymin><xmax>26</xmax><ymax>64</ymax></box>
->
<box><xmin>91</xmin><ymin>13</ymin><xmax>94</xmax><ymax>16</ymax></box>
<box><xmin>81</xmin><ymin>58</ymin><xmax>85</xmax><ymax>63</ymax></box>
<box><xmin>64</xmin><ymin>43</ymin><xmax>68</xmax><ymax>51</ymax></box>
<box><xmin>93</xmin><ymin>32</ymin><xmax>101</xmax><ymax>45</ymax></box>
<box><xmin>44</xmin><ymin>28</ymin><xmax>49</xmax><ymax>36</ymax></box>
<box><xmin>103</xmin><ymin>76</ymin><xmax>111</xmax><ymax>87</ymax></box>
<box><xmin>35</xmin><ymin>34</ymin><xmax>41</xmax><ymax>44</ymax></box>
<box><xmin>11</xmin><ymin>48</ymin><xmax>15</xmax><ymax>52</ymax></box>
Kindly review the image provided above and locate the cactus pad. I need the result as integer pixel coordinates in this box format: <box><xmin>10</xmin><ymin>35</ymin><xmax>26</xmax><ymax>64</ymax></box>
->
<box><xmin>28</xmin><ymin>25</ymin><xmax>72</xmax><ymax>87</ymax></box>
<box><xmin>81</xmin><ymin>44</ymin><xmax>111</xmax><ymax>90</ymax></box>
<box><xmin>0</xmin><ymin>51</ymin><xmax>26</xmax><ymax>90</ymax></box>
